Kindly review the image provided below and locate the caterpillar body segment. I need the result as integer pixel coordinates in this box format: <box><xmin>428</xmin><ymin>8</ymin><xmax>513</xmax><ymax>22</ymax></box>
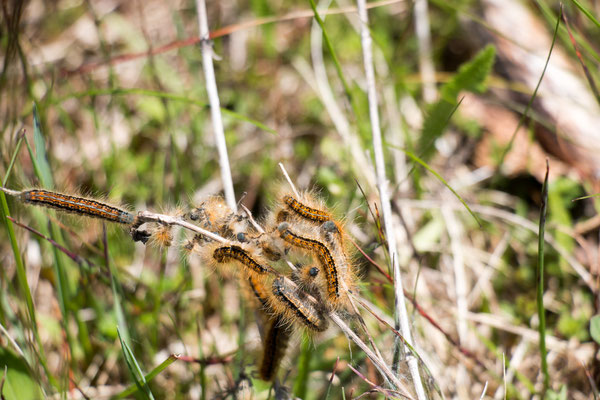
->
<box><xmin>19</xmin><ymin>189</ymin><xmax>134</xmax><ymax>224</ymax></box>
<box><xmin>211</xmin><ymin>245</ymin><xmax>277</xmax><ymax>276</ymax></box>
<box><xmin>277</xmin><ymin>223</ymin><xmax>340</xmax><ymax>302</ymax></box>
<box><xmin>280</xmin><ymin>194</ymin><xmax>330</xmax><ymax>223</ymax></box>
<box><xmin>247</xmin><ymin>275</ymin><xmax>273</xmax><ymax>309</ymax></box>
<box><xmin>258</xmin><ymin>314</ymin><xmax>293</xmax><ymax>381</ymax></box>
<box><xmin>270</xmin><ymin>276</ymin><xmax>328</xmax><ymax>332</ymax></box>
<box><xmin>275</xmin><ymin>191</ymin><xmax>346</xmax><ymax>240</ymax></box>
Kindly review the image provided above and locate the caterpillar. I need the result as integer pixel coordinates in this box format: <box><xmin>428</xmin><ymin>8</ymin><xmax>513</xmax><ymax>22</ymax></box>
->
<box><xmin>271</xmin><ymin>276</ymin><xmax>328</xmax><ymax>332</ymax></box>
<box><xmin>248</xmin><ymin>275</ymin><xmax>272</xmax><ymax>309</ymax></box>
<box><xmin>258</xmin><ymin>314</ymin><xmax>292</xmax><ymax>381</ymax></box>
<box><xmin>280</xmin><ymin>194</ymin><xmax>330</xmax><ymax>223</ymax></box>
<box><xmin>17</xmin><ymin>189</ymin><xmax>134</xmax><ymax>224</ymax></box>
<box><xmin>277</xmin><ymin>223</ymin><xmax>340</xmax><ymax>302</ymax></box>
<box><xmin>213</xmin><ymin>245</ymin><xmax>274</xmax><ymax>276</ymax></box>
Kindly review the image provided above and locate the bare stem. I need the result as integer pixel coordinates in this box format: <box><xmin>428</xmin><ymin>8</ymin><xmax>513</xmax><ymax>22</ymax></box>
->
<box><xmin>196</xmin><ymin>0</ymin><xmax>237</xmax><ymax>212</ymax></box>
<box><xmin>136</xmin><ymin>210</ymin><xmax>227</xmax><ymax>243</ymax></box>
<box><xmin>414</xmin><ymin>0</ymin><xmax>436</xmax><ymax>103</ymax></box>
<box><xmin>355</xmin><ymin>1</ymin><xmax>427</xmax><ymax>398</ymax></box>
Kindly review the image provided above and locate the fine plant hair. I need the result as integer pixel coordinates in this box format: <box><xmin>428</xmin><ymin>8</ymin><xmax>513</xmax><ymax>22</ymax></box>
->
<box><xmin>1</xmin><ymin>183</ymin><xmax>414</xmax><ymax>397</ymax></box>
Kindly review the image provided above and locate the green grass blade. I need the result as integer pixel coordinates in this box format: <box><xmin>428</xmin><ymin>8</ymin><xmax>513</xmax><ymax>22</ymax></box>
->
<box><xmin>536</xmin><ymin>161</ymin><xmax>550</xmax><ymax>394</ymax></box>
<box><xmin>113</xmin><ymin>354</ymin><xmax>178</xmax><ymax>399</ymax></box>
<box><xmin>307</xmin><ymin>0</ymin><xmax>354</xmax><ymax>108</ymax></box>
<box><xmin>0</xmin><ymin>134</ymin><xmax>55</xmax><ymax>388</ymax></box>
<box><xmin>31</xmin><ymin>104</ymin><xmax>54</xmax><ymax>189</ymax></box>
<box><xmin>570</xmin><ymin>0</ymin><xmax>600</xmax><ymax>29</ymax></box>
<box><xmin>418</xmin><ymin>45</ymin><xmax>495</xmax><ymax>161</ymax></box>
<box><xmin>293</xmin><ymin>336</ymin><xmax>312</xmax><ymax>399</ymax></box>
<box><xmin>572</xmin><ymin>193</ymin><xmax>600</xmax><ymax>201</ymax></box>
<box><xmin>117</xmin><ymin>327</ymin><xmax>155</xmax><ymax>400</ymax></box>
<box><xmin>390</xmin><ymin>145</ymin><xmax>481</xmax><ymax>226</ymax></box>
<box><xmin>496</xmin><ymin>9</ymin><xmax>559</xmax><ymax>168</ymax></box>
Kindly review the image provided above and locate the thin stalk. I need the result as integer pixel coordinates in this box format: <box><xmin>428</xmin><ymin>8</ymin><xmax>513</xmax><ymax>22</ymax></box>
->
<box><xmin>195</xmin><ymin>0</ymin><xmax>237</xmax><ymax>211</ymax></box>
<box><xmin>413</xmin><ymin>0</ymin><xmax>436</xmax><ymax>102</ymax></box>
<box><xmin>355</xmin><ymin>1</ymin><xmax>427</xmax><ymax>398</ymax></box>
<box><xmin>537</xmin><ymin>160</ymin><xmax>550</xmax><ymax>394</ymax></box>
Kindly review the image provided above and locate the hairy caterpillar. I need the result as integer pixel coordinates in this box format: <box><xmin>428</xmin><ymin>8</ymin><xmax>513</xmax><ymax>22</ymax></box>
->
<box><xmin>270</xmin><ymin>276</ymin><xmax>328</xmax><ymax>332</ymax></box>
<box><xmin>259</xmin><ymin>314</ymin><xmax>292</xmax><ymax>381</ymax></box>
<box><xmin>277</xmin><ymin>223</ymin><xmax>340</xmax><ymax>302</ymax></box>
<box><xmin>9</xmin><ymin>188</ymin><xmax>135</xmax><ymax>224</ymax></box>
<box><xmin>212</xmin><ymin>245</ymin><xmax>275</xmax><ymax>276</ymax></box>
<box><xmin>279</xmin><ymin>194</ymin><xmax>331</xmax><ymax>223</ymax></box>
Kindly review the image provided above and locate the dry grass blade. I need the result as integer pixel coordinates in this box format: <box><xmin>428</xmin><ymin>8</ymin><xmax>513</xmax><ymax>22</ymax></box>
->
<box><xmin>355</xmin><ymin>0</ymin><xmax>426</xmax><ymax>397</ymax></box>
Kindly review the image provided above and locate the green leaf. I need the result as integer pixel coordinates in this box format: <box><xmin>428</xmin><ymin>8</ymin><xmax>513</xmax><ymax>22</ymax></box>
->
<box><xmin>0</xmin><ymin>348</ymin><xmax>44</xmax><ymax>400</ymax></box>
<box><xmin>117</xmin><ymin>327</ymin><xmax>155</xmax><ymax>400</ymax></box>
<box><xmin>31</xmin><ymin>104</ymin><xmax>54</xmax><ymax>188</ymax></box>
<box><xmin>114</xmin><ymin>355</ymin><xmax>178</xmax><ymax>399</ymax></box>
<box><xmin>419</xmin><ymin>45</ymin><xmax>496</xmax><ymax>161</ymax></box>
<box><xmin>571</xmin><ymin>0</ymin><xmax>600</xmax><ymax>29</ymax></box>
<box><xmin>591</xmin><ymin>315</ymin><xmax>600</xmax><ymax>344</ymax></box>
<box><xmin>545</xmin><ymin>385</ymin><xmax>568</xmax><ymax>400</ymax></box>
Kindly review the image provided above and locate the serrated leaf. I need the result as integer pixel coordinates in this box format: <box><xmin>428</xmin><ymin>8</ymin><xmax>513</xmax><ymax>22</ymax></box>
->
<box><xmin>591</xmin><ymin>314</ymin><xmax>600</xmax><ymax>344</ymax></box>
<box><xmin>419</xmin><ymin>45</ymin><xmax>496</xmax><ymax>161</ymax></box>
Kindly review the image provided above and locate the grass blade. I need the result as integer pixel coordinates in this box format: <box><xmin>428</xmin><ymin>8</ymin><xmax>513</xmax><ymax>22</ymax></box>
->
<box><xmin>113</xmin><ymin>354</ymin><xmax>178</xmax><ymax>399</ymax></box>
<box><xmin>570</xmin><ymin>0</ymin><xmax>600</xmax><ymax>29</ymax></box>
<box><xmin>0</xmin><ymin>132</ymin><xmax>55</xmax><ymax>388</ymax></box>
<box><xmin>496</xmin><ymin>9</ymin><xmax>560</xmax><ymax>168</ymax></box>
<box><xmin>292</xmin><ymin>337</ymin><xmax>312</xmax><ymax>398</ymax></box>
<box><xmin>31</xmin><ymin>104</ymin><xmax>54</xmax><ymax>189</ymax></box>
<box><xmin>307</xmin><ymin>0</ymin><xmax>355</xmax><ymax>108</ymax></box>
<box><xmin>537</xmin><ymin>160</ymin><xmax>550</xmax><ymax>394</ymax></box>
<box><xmin>117</xmin><ymin>327</ymin><xmax>155</xmax><ymax>400</ymax></box>
<box><xmin>390</xmin><ymin>144</ymin><xmax>482</xmax><ymax>226</ymax></box>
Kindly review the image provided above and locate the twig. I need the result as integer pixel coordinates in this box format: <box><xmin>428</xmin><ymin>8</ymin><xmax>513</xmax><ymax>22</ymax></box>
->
<box><xmin>240</xmin><ymin>204</ymin><xmax>265</xmax><ymax>234</ymax></box>
<box><xmin>328</xmin><ymin>312</ymin><xmax>413</xmax><ymax>399</ymax></box>
<box><xmin>196</xmin><ymin>0</ymin><xmax>237</xmax><ymax>212</ymax></box>
<box><xmin>347</xmin><ymin>364</ymin><xmax>408</xmax><ymax>399</ymax></box>
<box><xmin>355</xmin><ymin>1</ymin><xmax>426</xmax><ymax>398</ymax></box>
<box><xmin>135</xmin><ymin>210</ymin><xmax>227</xmax><ymax>243</ymax></box>
<box><xmin>279</xmin><ymin>163</ymin><xmax>300</xmax><ymax>198</ymax></box>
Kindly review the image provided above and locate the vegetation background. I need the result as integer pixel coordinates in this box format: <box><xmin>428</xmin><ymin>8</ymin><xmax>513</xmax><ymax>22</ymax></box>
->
<box><xmin>0</xmin><ymin>0</ymin><xmax>599</xmax><ymax>398</ymax></box>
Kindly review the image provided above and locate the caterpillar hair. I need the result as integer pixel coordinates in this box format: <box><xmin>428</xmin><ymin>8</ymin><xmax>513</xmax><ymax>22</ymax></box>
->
<box><xmin>270</xmin><ymin>276</ymin><xmax>328</xmax><ymax>332</ymax></box>
<box><xmin>11</xmin><ymin>188</ymin><xmax>134</xmax><ymax>224</ymax></box>
<box><xmin>187</xmin><ymin>196</ymin><xmax>252</xmax><ymax>241</ymax></box>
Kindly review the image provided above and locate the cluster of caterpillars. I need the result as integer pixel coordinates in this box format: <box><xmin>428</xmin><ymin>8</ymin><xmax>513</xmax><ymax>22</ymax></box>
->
<box><xmin>176</xmin><ymin>191</ymin><xmax>356</xmax><ymax>381</ymax></box>
<box><xmin>3</xmin><ymin>187</ymin><xmax>356</xmax><ymax>382</ymax></box>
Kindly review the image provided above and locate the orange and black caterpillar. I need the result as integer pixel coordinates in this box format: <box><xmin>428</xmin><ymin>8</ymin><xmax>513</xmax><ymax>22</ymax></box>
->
<box><xmin>271</xmin><ymin>276</ymin><xmax>328</xmax><ymax>332</ymax></box>
<box><xmin>280</xmin><ymin>194</ymin><xmax>330</xmax><ymax>223</ymax></box>
<box><xmin>213</xmin><ymin>245</ymin><xmax>273</xmax><ymax>275</ymax></box>
<box><xmin>259</xmin><ymin>314</ymin><xmax>292</xmax><ymax>381</ymax></box>
<box><xmin>277</xmin><ymin>223</ymin><xmax>340</xmax><ymax>302</ymax></box>
<box><xmin>20</xmin><ymin>189</ymin><xmax>134</xmax><ymax>224</ymax></box>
